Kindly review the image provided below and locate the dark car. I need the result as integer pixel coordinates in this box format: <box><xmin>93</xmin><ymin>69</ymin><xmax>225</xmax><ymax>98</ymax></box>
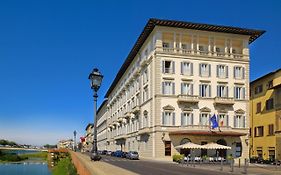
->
<box><xmin>110</xmin><ymin>151</ymin><xmax>115</xmax><ymax>156</ymax></box>
<box><xmin>126</xmin><ymin>151</ymin><xmax>139</xmax><ymax>160</ymax></box>
<box><xmin>114</xmin><ymin>150</ymin><xmax>123</xmax><ymax>157</ymax></box>
<box><xmin>121</xmin><ymin>152</ymin><xmax>128</xmax><ymax>158</ymax></box>
<box><xmin>102</xmin><ymin>150</ymin><xmax>107</xmax><ymax>155</ymax></box>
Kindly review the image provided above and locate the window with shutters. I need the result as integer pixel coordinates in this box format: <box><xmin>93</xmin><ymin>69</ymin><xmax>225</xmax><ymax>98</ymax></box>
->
<box><xmin>199</xmin><ymin>84</ymin><xmax>211</xmax><ymax>97</ymax></box>
<box><xmin>162</xmin><ymin>81</ymin><xmax>175</xmax><ymax>95</ymax></box>
<box><xmin>234</xmin><ymin>115</ymin><xmax>245</xmax><ymax>128</ymax></box>
<box><xmin>217</xmin><ymin>85</ymin><xmax>228</xmax><ymax>97</ymax></box>
<box><xmin>218</xmin><ymin>114</ymin><xmax>229</xmax><ymax>127</ymax></box>
<box><xmin>255</xmin><ymin>126</ymin><xmax>264</xmax><ymax>137</ymax></box>
<box><xmin>217</xmin><ymin>65</ymin><xmax>228</xmax><ymax>78</ymax></box>
<box><xmin>268</xmin><ymin>124</ymin><xmax>274</xmax><ymax>136</ymax></box>
<box><xmin>254</xmin><ymin>85</ymin><xmax>263</xmax><ymax>94</ymax></box>
<box><xmin>164</xmin><ymin>141</ymin><xmax>171</xmax><ymax>156</ymax></box>
<box><xmin>234</xmin><ymin>86</ymin><xmax>245</xmax><ymax>100</ymax></box>
<box><xmin>199</xmin><ymin>113</ymin><xmax>209</xmax><ymax>126</ymax></box>
<box><xmin>256</xmin><ymin>102</ymin><xmax>261</xmax><ymax>113</ymax></box>
<box><xmin>181</xmin><ymin>62</ymin><xmax>193</xmax><ymax>76</ymax></box>
<box><xmin>163</xmin><ymin>60</ymin><xmax>175</xmax><ymax>74</ymax></box>
<box><xmin>181</xmin><ymin>83</ymin><xmax>193</xmax><ymax>95</ymax></box>
<box><xmin>199</xmin><ymin>63</ymin><xmax>211</xmax><ymax>77</ymax></box>
<box><xmin>162</xmin><ymin>112</ymin><xmax>175</xmax><ymax>126</ymax></box>
<box><xmin>181</xmin><ymin>113</ymin><xmax>193</xmax><ymax>126</ymax></box>
<box><xmin>266</xmin><ymin>98</ymin><xmax>274</xmax><ymax>110</ymax></box>
<box><xmin>234</xmin><ymin>66</ymin><xmax>245</xmax><ymax>79</ymax></box>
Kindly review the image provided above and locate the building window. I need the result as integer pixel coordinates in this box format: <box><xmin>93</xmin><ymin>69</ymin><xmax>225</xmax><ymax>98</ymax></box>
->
<box><xmin>199</xmin><ymin>63</ymin><xmax>211</xmax><ymax>77</ymax></box>
<box><xmin>199</xmin><ymin>113</ymin><xmax>209</xmax><ymax>126</ymax></box>
<box><xmin>235</xmin><ymin>143</ymin><xmax>242</xmax><ymax>157</ymax></box>
<box><xmin>268</xmin><ymin>124</ymin><xmax>274</xmax><ymax>136</ymax></box>
<box><xmin>162</xmin><ymin>81</ymin><xmax>175</xmax><ymax>95</ymax></box>
<box><xmin>181</xmin><ymin>62</ymin><xmax>193</xmax><ymax>75</ymax></box>
<box><xmin>143</xmin><ymin>86</ymin><xmax>149</xmax><ymax>102</ymax></box>
<box><xmin>181</xmin><ymin>113</ymin><xmax>193</xmax><ymax>126</ymax></box>
<box><xmin>163</xmin><ymin>42</ymin><xmax>170</xmax><ymax>48</ymax></box>
<box><xmin>254</xmin><ymin>85</ymin><xmax>263</xmax><ymax>94</ymax></box>
<box><xmin>234</xmin><ymin>115</ymin><xmax>245</xmax><ymax>128</ymax></box>
<box><xmin>266</xmin><ymin>98</ymin><xmax>274</xmax><ymax>110</ymax></box>
<box><xmin>181</xmin><ymin>83</ymin><xmax>193</xmax><ymax>95</ymax></box>
<box><xmin>143</xmin><ymin>69</ymin><xmax>148</xmax><ymax>84</ymax></box>
<box><xmin>234</xmin><ymin>86</ymin><xmax>245</xmax><ymax>100</ymax></box>
<box><xmin>217</xmin><ymin>65</ymin><xmax>228</xmax><ymax>78</ymax></box>
<box><xmin>255</xmin><ymin>126</ymin><xmax>264</xmax><ymax>137</ymax></box>
<box><xmin>162</xmin><ymin>60</ymin><xmax>175</xmax><ymax>74</ymax></box>
<box><xmin>217</xmin><ymin>85</ymin><xmax>228</xmax><ymax>97</ymax></box>
<box><xmin>234</xmin><ymin>66</ymin><xmax>245</xmax><ymax>79</ymax></box>
<box><xmin>217</xmin><ymin>114</ymin><xmax>229</xmax><ymax>127</ymax></box>
<box><xmin>256</xmin><ymin>102</ymin><xmax>261</xmax><ymax>113</ymax></box>
<box><xmin>269</xmin><ymin>150</ymin><xmax>275</xmax><ymax>161</ymax></box>
<box><xmin>162</xmin><ymin>112</ymin><xmax>175</xmax><ymax>126</ymax></box>
<box><xmin>164</xmin><ymin>141</ymin><xmax>171</xmax><ymax>156</ymax></box>
<box><xmin>267</xmin><ymin>80</ymin><xmax>273</xmax><ymax>89</ymax></box>
<box><xmin>199</xmin><ymin>84</ymin><xmax>211</xmax><ymax>97</ymax></box>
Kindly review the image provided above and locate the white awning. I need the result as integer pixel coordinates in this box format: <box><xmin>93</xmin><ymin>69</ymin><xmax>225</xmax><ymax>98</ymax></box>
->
<box><xmin>175</xmin><ymin>142</ymin><xmax>203</xmax><ymax>149</ymax></box>
<box><xmin>201</xmin><ymin>142</ymin><xmax>231</xmax><ymax>150</ymax></box>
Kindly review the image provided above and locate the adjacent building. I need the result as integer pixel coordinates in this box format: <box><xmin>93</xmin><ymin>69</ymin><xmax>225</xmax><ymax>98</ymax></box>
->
<box><xmin>83</xmin><ymin>123</ymin><xmax>93</xmax><ymax>152</ymax></box>
<box><xmin>96</xmin><ymin>100</ymin><xmax>108</xmax><ymax>151</ymax></box>
<box><xmin>57</xmin><ymin>139</ymin><xmax>73</xmax><ymax>149</ymax></box>
<box><xmin>250</xmin><ymin>69</ymin><xmax>281</xmax><ymax>161</ymax></box>
<box><xmin>96</xmin><ymin>18</ymin><xmax>264</xmax><ymax>161</ymax></box>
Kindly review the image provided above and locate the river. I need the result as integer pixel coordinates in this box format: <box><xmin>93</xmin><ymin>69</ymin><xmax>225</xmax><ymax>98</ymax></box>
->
<box><xmin>0</xmin><ymin>149</ymin><xmax>51</xmax><ymax>175</ymax></box>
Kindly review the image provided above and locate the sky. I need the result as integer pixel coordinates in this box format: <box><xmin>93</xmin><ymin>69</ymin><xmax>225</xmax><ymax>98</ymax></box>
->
<box><xmin>0</xmin><ymin>0</ymin><xmax>280</xmax><ymax>146</ymax></box>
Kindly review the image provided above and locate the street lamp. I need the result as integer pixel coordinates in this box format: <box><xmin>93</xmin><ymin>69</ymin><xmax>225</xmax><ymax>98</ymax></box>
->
<box><xmin>88</xmin><ymin>68</ymin><xmax>103</xmax><ymax>161</ymax></box>
<box><xmin>73</xmin><ymin>130</ymin><xmax>77</xmax><ymax>152</ymax></box>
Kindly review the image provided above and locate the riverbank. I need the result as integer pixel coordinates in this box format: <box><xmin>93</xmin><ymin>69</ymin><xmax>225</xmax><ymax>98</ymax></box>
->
<box><xmin>0</xmin><ymin>149</ymin><xmax>48</xmax><ymax>163</ymax></box>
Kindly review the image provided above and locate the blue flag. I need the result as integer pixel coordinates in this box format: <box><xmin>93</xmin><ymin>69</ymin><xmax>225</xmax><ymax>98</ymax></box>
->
<box><xmin>210</xmin><ymin>114</ymin><xmax>219</xmax><ymax>129</ymax></box>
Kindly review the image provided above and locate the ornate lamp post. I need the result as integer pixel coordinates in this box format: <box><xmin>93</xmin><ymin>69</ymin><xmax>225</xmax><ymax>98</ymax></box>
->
<box><xmin>88</xmin><ymin>68</ymin><xmax>103</xmax><ymax>161</ymax></box>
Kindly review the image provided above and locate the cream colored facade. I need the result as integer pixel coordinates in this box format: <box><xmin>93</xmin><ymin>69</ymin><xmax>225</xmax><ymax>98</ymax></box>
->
<box><xmin>97</xmin><ymin>19</ymin><xmax>264</xmax><ymax>161</ymax></box>
<box><xmin>250</xmin><ymin>69</ymin><xmax>281</xmax><ymax>161</ymax></box>
<box><xmin>83</xmin><ymin>123</ymin><xmax>93</xmax><ymax>152</ymax></box>
<box><xmin>96</xmin><ymin>100</ymin><xmax>108</xmax><ymax>151</ymax></box>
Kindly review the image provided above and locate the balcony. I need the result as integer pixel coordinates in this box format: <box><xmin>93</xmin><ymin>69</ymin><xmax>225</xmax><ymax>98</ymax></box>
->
<box><xmin>138</xmin><ymin>127</ymin><xmax>150</xmax><ymax>135</ymax></box>
<box><xmin>177</xmin><ymin>95</ymin><xmax>199</xmax><ymax>103</ymax></box>
<box><xmin>124</xmin><ymin>112</ymin><xmax>131</xmax><ymax>118</ymax></box>
<box><xmin>140</xmin><ymin>58</ymin><xmax>147</xmax><ymax>67</ymax></box>
<box><xmin>214</xmin><ymin>97</ymin><xmax>235</xmax><ymax>105</ymax></box>
<box><xmin>131</xmin><ymin>105</ymin><xmax>140</xmax><ymax>114</ymax></box>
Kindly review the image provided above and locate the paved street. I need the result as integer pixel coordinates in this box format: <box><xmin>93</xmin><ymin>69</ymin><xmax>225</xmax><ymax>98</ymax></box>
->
<box><xmin>99</xmin><ymin>155</ymin><xmax>228</xmax><ymax>175</ymax></box>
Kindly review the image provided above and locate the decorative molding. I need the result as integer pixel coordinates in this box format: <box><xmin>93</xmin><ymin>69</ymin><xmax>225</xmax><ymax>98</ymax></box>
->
<box><xmin>235</xmin><ymin>109</ymin><xmax>245</xmax><ymax>114</ymax></box>
<box><xmin>163</xmin><ymin>105</ymin><xmax>175</xmax><ymax>111</ymax></box>
<box><xmin>200</xmin><ymin>106</ymin><xmax>211</xmax><ymax>112</ymax></box>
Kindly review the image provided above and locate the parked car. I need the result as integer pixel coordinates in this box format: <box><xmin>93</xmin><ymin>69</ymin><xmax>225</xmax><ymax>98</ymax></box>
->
<box><xmin>106</xmin><ymin>151</ymin><xmax>112</xmax><ymax>156</ymax></box>
<box><xmin>110</xmin><ymin>151</ymin><xmax>115</xmax><ymax>156</ymax></box>
<box><xmin>114</xmin><ymin>150</ymin><xmax>123</xmax><ymax>157</ymax></box>
<box><xmin>126</xmin><ymin>151</ymin><xmax>139</xmax><ymax>160</ymax></box>
<box><xmin>121</xmin><ymin>152</ymin><xmax>128</xmax><ymax>158</ymax></box>
<box><xmin>102</xmin><ymin>150</ymin><xmax>107</xmax><ymax>155</ymax></box>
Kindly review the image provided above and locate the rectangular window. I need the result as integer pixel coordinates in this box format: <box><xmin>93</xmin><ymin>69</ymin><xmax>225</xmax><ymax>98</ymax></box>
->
<box><xmin>181</xmin><ymin>62</ymin><xmax>193</xmax><ymax>75</ymax></box>
<box><xmin>268</xmin><ymin>124</ymin><xmax>274</xmax><ymax>136</ymax></box>
<box><xmin>218</xmin><ymin>114</ymin><xmax>228</xmax><ymax>127</ymax></box>
<box><xmin>234</xmin><ymin>66</ymin><xmax>245</xmax><ymax>79</ymax></box>
<box><xmin>143</xmin><ymin>87</ymin><xmax>149</xmax><ymax>102</ymax></box>
<box><xmin>199</xmin><ymin>63</ymin><xmax>211</xmax><ymax>77</ymax></box>
<box><xmin>181</xmin><ymin>113</ymin><xmax>193</xmax><ymax>126</ymax></box>
<box><xmin>266</xmin><ymin>98</ymin><xmax>274</xmax><ymax>110</ymax></box>
<box><xmin>234</xmin><ymin>115</ymin><xmax>245</xmax><ymax>128</ymax></box>
<box><xmin>199</xmin><ymin>114</ymin><xmax>209</xmax><ymax>126</ymax></box>
<box><xmin>255</xmin><ymin>126</ymin><xmax>264</xmax><ymax>137</ymax></box>
<box><xmin>162</xmin><ymin>112</ymin><xmax>175</xmax><ymax>126</ymax></box>
<box><xmin>256</xmin><ymin>102</ymin><xmax>261</xmax><ymax>113</ymax></box>
<box><xmin>162</xmin><ymin>60</ymin><xmax>175</xmax><ymax>74</ymax></box>
<box><xmin>234</xmin><ymin>86</ymin><xmax>245</xmax><ymax>100</ymax></box>
<box><xmin>254</xmin><ymin>85</ymin><xmax>263</xmax><ymax>94</ymax></box>
<box><xmin>162</xmin><ymin>81</ymin><xmax>175</xmax><ymax>95</ymax></box>
<box><xmin>217</xmin><ymin>85</ymin><xmax>228</xmax><ymax>97</ymax></box>
<box><xmin>217</xmin><ymin>65</ymin><xmax>228</xmax><ymax>78</ymax></box>
<box><xmin>181</xmin><ymin>83</ymin><xmax>193</xmax><ymax>95</ymax></box>
<box><xmin>199</xmin><ymin>84</ymin><xmax>211</xmax><ymax>97</ymax></box>
<box><xmin>164</xmin><ymin>141</ymin><xmax>171</xmax><ymax>156</ymax></box>
<box><xmin>235</xmin><ymin>143</ymin><xmax>242</xmax><ymax>157</ymax></box>
<box><xmin>267</xmin><ymin>80</ymin><xmax>273</xmax><ymax>89</ymax></box>
<box><xmin>143</xmin><ymin>69</ymin><xmax>148</xmax><ymax>84</ymax></box>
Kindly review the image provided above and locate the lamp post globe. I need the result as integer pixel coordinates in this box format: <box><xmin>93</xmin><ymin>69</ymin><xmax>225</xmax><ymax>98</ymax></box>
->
<box><xmin>88</xmin><ymin>68</ymin><xmax>103</xmax><ymax>161</ymax></box>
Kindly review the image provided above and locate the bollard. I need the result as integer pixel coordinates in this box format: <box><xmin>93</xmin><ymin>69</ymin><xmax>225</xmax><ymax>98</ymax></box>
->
<box><xmin>230</xmin><ymin>159</ymin><xmax>234</xmax><ymax>172</ymax></box>
<box><xmin>238</xmin><ymin>158</ymin><xmax>241</xmax><ymax>168</ymax></box>
<box><xmin>242</xmin><ymin>158</ymin><xmax>248</xmax><ymax>174</ymax></box>
<box><xmin>220</xmin><ymin>158</ymin><xmax>223</xmax><ymax>171</ymax></box>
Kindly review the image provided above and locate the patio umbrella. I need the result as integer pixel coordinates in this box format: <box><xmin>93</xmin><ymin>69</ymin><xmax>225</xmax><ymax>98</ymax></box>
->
<box><xmin>175</xmin><ymin>142</ymin><xmax>203</xmax><ymax>149</ymax></box>
<box><xmin>201</xmin><ymin>142</ymin><xmax>231</xmax><ymax>150</ymax></box>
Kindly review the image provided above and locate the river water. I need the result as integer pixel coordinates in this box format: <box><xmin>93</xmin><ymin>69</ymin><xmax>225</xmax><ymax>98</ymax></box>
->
<box><xmin>0</xmin><ymin>149</ymin><xmax>51</xmax><ymax>175</ymax></box>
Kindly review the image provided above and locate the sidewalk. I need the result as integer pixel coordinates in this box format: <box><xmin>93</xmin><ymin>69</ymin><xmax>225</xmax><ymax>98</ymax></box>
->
<box><xmin>73</xmin><ymin>152</ymin><xmax>138</xmax><ymax>175</ymax></box>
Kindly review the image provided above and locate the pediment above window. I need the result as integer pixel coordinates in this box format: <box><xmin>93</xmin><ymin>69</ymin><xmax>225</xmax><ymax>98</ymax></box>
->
<box><xmin>182</xmin><ymin>106</ymin><xmax>193</xmax><ymax>112</ymax></box>
<box><xmin>200</xmin><ymin>107</ymin><xmax>211</xmax><ymax>112</ymax></box>
<box><xmin>235</xmin><ymin>109</ymin><xmax>245</xmax><ymax>114</ymax></box>
<box><xmin>163</xmin><ymin>105</ymin><xmax>175</xmax><ymax>111</ymax></box>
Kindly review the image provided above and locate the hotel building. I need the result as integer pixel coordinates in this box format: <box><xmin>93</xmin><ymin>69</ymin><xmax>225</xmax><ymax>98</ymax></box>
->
<box><xmin>96</xmin><ymin>19</ymin><xmax>264</xmax><ymax>161</ymax></box>
<box><xmin>250</xmin><ymin>69</ymin><xmax>281</xmax><ymax>161</ymax></box>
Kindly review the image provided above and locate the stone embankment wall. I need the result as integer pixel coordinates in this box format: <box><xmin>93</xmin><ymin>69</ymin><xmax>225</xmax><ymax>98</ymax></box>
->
<box><xmin>69</xmin><ymin>151</ymin><xmax>91</xmax><ymax>175</ymax></box>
